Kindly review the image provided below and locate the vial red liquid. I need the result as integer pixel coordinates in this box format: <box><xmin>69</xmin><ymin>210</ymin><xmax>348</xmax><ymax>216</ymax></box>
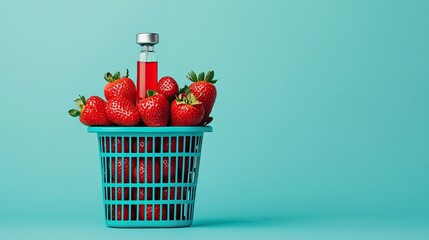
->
<box><xmin>137</xmin><ymin>61</ymin><xmax>158</xmax><ymax>100</ymax></box>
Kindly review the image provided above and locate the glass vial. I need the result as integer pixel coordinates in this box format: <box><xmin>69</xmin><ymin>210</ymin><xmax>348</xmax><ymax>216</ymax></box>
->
<box><xmin>136</xmin><ymin>32</ymin><xmax>159</xmax><ymax>100</ymax></box>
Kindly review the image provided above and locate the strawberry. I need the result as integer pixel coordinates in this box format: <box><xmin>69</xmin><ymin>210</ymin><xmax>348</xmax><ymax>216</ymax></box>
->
<box><xmin>135</xmin><ymin>187</ymin><xmax>183</xmax><ymax>220</ymax></box>
<box><xmin>131</xmin><ymin>137</ymin><xmax>155</xmax><ymax>153</ymax></box>
<box><xmin>161</xmin><ymin>157</ymin><xmax>178</xmax><ymax>182</ymax></box>
<box><xmin>187</xmin><ymin>70</ymin><xmax>217</xmax><ymax>125</ymax></box>
<box><xmin>103</xmin><ymin>69</ymin><xmax>136</xmax><ymax>102</ymax></box>
<box><xmin>160</xmin><ymin>157</ymin><xmax>192</xmax><ymax>183</ymax></box>
<box><xmin>132</xmin><ymin>137</ymin><xmax>162</xmax><ymax>153</ymax></box>
<box><xmin>162</xmin><ymin>187</ymin><xmax>183</xmax><ymax>200</ymax></box>
<box><xmin>161</xmin><ymin>135</ymin><xmax>194</xmax><ymax>182</ymax></box>
<box><xmin>137</xmin><ymin>90</ymin><xmax>169</xmax><ymax>127</ymax></box>
<box><xmin>110</xmin><ymin>157</ymin><xmax>133</xmax><ymax>183</ymax></box>
<box><xmin>157</xmin><ymin>76</ymin><xmax>179</xmax><ymax>101</ymax></box>
<box><xmin>139</xmin><ymin>187</ymin><xmax>153</xmax><ymax>200</ymax></box>
<box><xmin>68</xmin><ymin>95</ymin><xmax>111</xmax><ymax>126</ymax></box>
<box><xmin>139</xmin><ymin>204</ymin><xmax>166</xmax><ymax>221</ymax></box>
<box><xmin>104</xmin><ymin>137</ymin><xmax>130</xmax><ymax>153</ymax></box>
<box><xmin>181</xmin><ymin>157</ymin><xmax>192</xmax><ymax>183</ymax></box>
<box><xmin>135</xmin><ymin>157</ymin><xmax>161</xmax><ymax>183</ymax></box>
<box><xmin>170</xmin><ymin>92</ymin><xmax>205</xmax><ymax>126</ymax></box>
<box><xmin>108</xmin><ymin>187</ymin><xmax>130</xmax><ymax>200</ymax></box>
<box><xmin>162</xmin><ymin>136</ymin><xmax>196</xmax><ymax>153</ymax></box>
<box><xmin>105</xmin><ymin>96</ymin><xmax>140</xmax><ymax>126</ymax></box>
<box><xmin>161</xmin><ymin>187</ymin><xmax>185</xmax><ymax>220</ymax></box>
<box><xmin>129</xmin><ymin>187</ymin><xmax>154</xmax><ymax>202</ymax></box>
<box><xmin>162</xmin><ymin>136</ymin><xmax>184</xmax><ymax>152</ymax></box>
<box><xmin>112</xmin><ymin>204</ymin><xmax>132</xmax><ymax>221</ymax></box>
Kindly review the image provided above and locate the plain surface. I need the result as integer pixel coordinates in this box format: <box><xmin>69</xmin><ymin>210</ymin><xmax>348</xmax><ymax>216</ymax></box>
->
<box><xmin>1</xmin><ymin>216</ymin><xmax>429</xmax><ymax>240</ymax></box>
<box><xmin>0</xmin><ymin>0</ymin><xmax>429</xmax><ymax>239</ymax></box>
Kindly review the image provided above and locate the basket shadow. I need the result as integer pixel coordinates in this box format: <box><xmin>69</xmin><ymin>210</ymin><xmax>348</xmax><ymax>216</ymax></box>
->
<box><xmin>192</xmin><ymin>216</ymin><xmax>293</xmax><ymax>228</ymax></box>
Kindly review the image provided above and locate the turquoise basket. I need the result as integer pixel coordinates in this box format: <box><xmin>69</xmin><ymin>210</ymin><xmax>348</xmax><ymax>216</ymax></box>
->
<box><xmin>88</xmin><ymin>126</ymin><xmax>212</xmax><ymax>228</ymax></box>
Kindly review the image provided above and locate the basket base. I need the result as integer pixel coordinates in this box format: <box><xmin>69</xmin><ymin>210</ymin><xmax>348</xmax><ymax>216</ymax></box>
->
<box><xmin>105</xmin><ymin>220</ymin><xmax>193</xmax><ymax>228</ymax></box>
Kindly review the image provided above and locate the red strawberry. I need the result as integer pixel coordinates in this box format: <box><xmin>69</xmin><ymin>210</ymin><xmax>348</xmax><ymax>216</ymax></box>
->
<box><xmin>112</xmin><ymin>204</ymin><xmax>130</xmax><ymax>220</ymax></box>
<box><xmin>105</xmin><ymin>96</ymin><xmax>140</xmax><ymax>126</ymax></box>
<box><xmin>181</xmin><ymin>157</ymin><xmax>192</xmax><ymax>183</ymax></box>
<box><xmin>110</xmin><ymin>157</ymin><xmax>133</xmax><ymax>183</ymax></box>
<box><xmin>161</xmin><ymin>187</ymin><xmax>185</xmax><ymax>220</ymax></box>
<box><xmin>162</xmin><ymin>187</ymin><xmax>183</xmax><ymax>200</ymax></box>
<box><xmin>132</xmin><ymin>137</ymin><xmax>162</xmax><ymax>153</ymax></box>
<box><xmin>135</xmin><ymin>157</ymin><xmax>161</xmax><ymax>183</ymax></box>
<box><xmin>162</xmin><ymin>137</ymin><xmax>183</xmax><ymax>152</ymax></box>
<box><xmin>130</xmin><ymin>187</ymin><xmax>154</xmax><ymax>201</ymax></box>
<box><xmin>104</xmin><ymin>137</ymin><xmax>130</xmax><ymax>153</ymax></box>
<box><xmin>69</xmin><ymin>95</ymin><xmax>111</xmax><ymax>126</ymax></box>
<box><xmin>170</xmin><ymin>92</ymin><xmax>205</xmax><ymax>126</ymax></box>
<box><xmin>139</xmin><ymin>204</ymin><xmax>166</xmax><ymax>220</ymax></box>
<box><xmin>160</xmin><ymin>157</ymin><xmax>192</xmax><ymax>183</ymax></box>
<box><xmin>137</xmin><ymin>90</ymin><xmax>169</xmax><ymax>127</ymax></box>
<box><xmin>161</xmin><ymin>157</ymin><xmax>177</xmax><ymax>182</ymax></box>
<box><xmin>108</xmin><ymin>187</ymin><xmax>130</xmax><ymax>200</ymax></box>
<box><xmin>104</xmin><ymin>69</ymin><xmax>136</xmax><ymax>102</ymax></box>
<box><xmin>187</xmin><ymin>70</ymin><xmax>217</xmax><ymax>125</ymax></box>
<box><xmin>157</xmin><ymin>76</ymin><xmax>178</xmax><ymax>101</ymax></box>
<box><xmin>118</xmin><ymin>187</ymin><xmax>130</xmax><ymax>200</ymax></box>
<box><xmin>162</xmin><ymin>136</ymin><xmax>196</xmax><ymax>153</ymax></box>
<box><xmin>139</xmin><ymin>187</ymin><xmax>153</xmax><ymax>200</ymax></box>
<box><xmin>131</xmin><ymin>137</ymin><xmax>155</xmax><ymax>153</ymax></box>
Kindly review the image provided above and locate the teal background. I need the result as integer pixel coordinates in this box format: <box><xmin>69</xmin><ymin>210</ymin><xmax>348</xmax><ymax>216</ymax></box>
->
<box><xmin>1</xmin><ymin>0</ymin><xmax>429</xmax><ymax>239</ymax></box>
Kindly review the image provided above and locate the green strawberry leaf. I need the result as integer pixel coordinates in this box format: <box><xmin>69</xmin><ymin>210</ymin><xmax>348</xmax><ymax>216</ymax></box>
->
<box><xmin>178</xmin><ymin>85</ymin><xmax>190</xmax><ymax>95</ymax></box>
<box><xmin>68</xmin><ymin>109</ymin><xmax>81</xmax><ymax>117</ymax></box>
<box><xmin>147</xmin><ymin>89</ymin><xmax>155</xmax><ymax>97</ymax></box>
<box><xmin>183</xmin><ymin>95</ymin><xmax>189</xmax><ymax>104</ymax></box>
<box><xmin>80</xmin><ymin>95</ymin><xmax>86</xmax><ymax>105</ymax></box>
<box><xmin>189</xmin><ymin>92</ymin><xmax>197</xmax><ymax>102</ymax></box>
<box><xmin>104</xmin><ymin>72</ymin><xmax>111</xmax><ymax>82</ymax></box>
<box><xmin>205</xmin><ymin>116</ymin><xmax>213</xmax><ymax>125</ymax></box>
<box><xmin>205</xmin><ymin>71</ymin><xmax>214</xmax><ymax>81</ymax></box>
<box><xmin>198</xmin><ymin>72</ymin><xmax>205</xmax><ymax>81</ymax></box>
<box><xmin>113</xmin><ymin>71</ymin><xmax>120</xmax><ymax>80</ymax></box>
<box><xmin>191</xmin><ymin>71</ymin><xmax>197</xmax><ymax>81</ymax></box>
<box><xmin>74</xmin><ymin>95</ymin><xmax>86</xmax><ymax>109</ymax></box>
<box><xmin>103</xmin><ymin>75</ymin><xmax>108</xmax><ymax>81</ymax></box>
<box><xmin>187</xmin><ymin>70</ymin><xmax>198</xmax><ymax>82</ymax></box>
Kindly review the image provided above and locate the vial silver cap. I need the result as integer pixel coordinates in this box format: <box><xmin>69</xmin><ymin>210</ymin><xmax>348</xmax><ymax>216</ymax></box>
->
<box><xmin>136</xmin><ymin>33</ymin><xmax>159</xmax><ymax>45</ymax></box>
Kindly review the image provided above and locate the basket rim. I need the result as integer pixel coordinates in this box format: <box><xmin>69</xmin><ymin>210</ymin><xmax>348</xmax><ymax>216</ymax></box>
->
<box><xmin>87</xmin><ymin>126</ymin><xmax>212</xmax><ymax>133</ymax></box>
